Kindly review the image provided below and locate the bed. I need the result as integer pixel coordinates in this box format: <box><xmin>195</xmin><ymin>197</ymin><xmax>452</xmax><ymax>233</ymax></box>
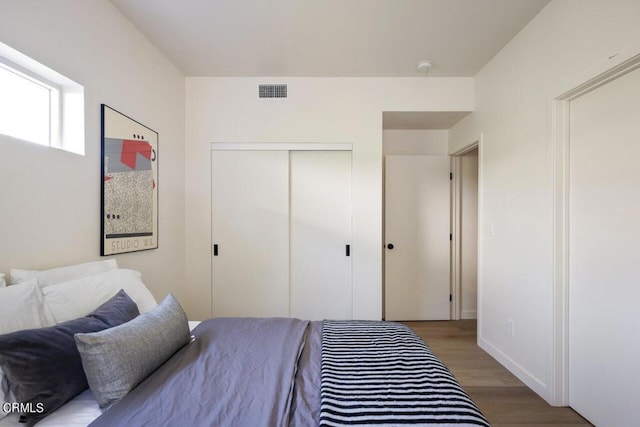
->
<box><xmin>0</xmin><ymin>261</ymin><xmax>490</xmax><ymax>426</ymax></box>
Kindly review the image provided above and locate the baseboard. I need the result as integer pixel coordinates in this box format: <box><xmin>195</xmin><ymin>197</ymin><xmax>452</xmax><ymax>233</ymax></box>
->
<box><xmin>461</xmin><ymin>310</ymin><xmax>477</xmax><ymax>319</ymax></box>
<box><xmin>478</xmin><ymin>335</ymin><xmax>552</xmax><ymax>404</ymax></box>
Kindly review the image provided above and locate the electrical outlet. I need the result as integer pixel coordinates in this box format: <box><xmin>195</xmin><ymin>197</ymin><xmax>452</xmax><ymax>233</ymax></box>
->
<box><xmin>507</xmin><ymin>319</ymin><xmax>515</xmax><ymax>337</ymax></box>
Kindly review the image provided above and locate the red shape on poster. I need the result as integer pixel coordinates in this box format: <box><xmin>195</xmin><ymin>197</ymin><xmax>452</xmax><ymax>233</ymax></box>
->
<box><xmin>121</xmin><ymin>140</ymin><xmax>152</xmax><ymax>171</ymax></box>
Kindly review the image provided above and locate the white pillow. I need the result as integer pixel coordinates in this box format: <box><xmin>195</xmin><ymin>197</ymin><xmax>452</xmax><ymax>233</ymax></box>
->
<box><xmin>0</xmin><ymin>273</ymin><xmax>5</xmax><ymax>288</ymax></box>
<box><xmin>0</xmin><ymin>279</ymin><xmax>54</xmax><ymax>420</ymax></box>
<box><xmin>9</xmin><ymin>259</ymin><xmax>118</xmax><ymax>287</ymax></box>
<box><xmin>0</xmin><ymin>377</ymin><xmax>15</xmax><ymax>419</ymax></box>
<box><xmin>0</xmin><ymin>279</ymin><xmax>55</xmax><ymax>334</ymax></box>
<box><xmin>42</xmin><ymin>269</ymin><xmax>157</xmax><ymax>324</ymax></box>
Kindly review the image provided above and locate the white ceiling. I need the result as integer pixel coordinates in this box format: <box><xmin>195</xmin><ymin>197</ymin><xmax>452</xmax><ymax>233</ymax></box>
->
<box><xmin>111</xmin><ymin>0</ymin><xmax>550</xmax><ymax>78</ymax></box>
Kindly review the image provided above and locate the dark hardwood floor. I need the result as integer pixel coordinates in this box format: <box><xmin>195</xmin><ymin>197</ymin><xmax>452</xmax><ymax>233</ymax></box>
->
<box><xmin>403</xmin><ymin>320</ymin><xmax>592</xmax><ymax>427</ymax></box>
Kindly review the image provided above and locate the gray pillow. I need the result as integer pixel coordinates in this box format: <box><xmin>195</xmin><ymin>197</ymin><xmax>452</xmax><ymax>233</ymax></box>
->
<box><xmin>74</xmin><ymin>293</ymin><xmax>190</xmax><ymax>409</ymax></box>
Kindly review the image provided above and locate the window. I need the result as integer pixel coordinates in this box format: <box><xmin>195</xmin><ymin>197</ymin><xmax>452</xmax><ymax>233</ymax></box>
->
<box><xmin>0</xmin><ymin>42</ymin><xmax>84</xmax><ymax>155</ymax></box>
<box><xmin>0</xmin><ymin>63</ymin><xmax>59</xmax><ymax>147</ymax></box>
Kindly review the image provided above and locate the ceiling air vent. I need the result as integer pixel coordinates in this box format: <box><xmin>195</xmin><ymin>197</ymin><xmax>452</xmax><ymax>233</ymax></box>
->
<box><xmin>259</xmin><ymin>84</ymin><xmax>287</xmax><ymax>98</ymax></box>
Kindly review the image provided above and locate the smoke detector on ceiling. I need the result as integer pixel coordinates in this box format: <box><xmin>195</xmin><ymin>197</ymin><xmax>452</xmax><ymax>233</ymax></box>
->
<box><xmin>416</xmin><ymin>59</ymin><xmax>433</xmax><ymax>74</ymax></box>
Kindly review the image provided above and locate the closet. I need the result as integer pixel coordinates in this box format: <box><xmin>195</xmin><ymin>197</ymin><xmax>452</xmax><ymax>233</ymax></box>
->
<box><xmin>211</xmin><ymin>146</ymin><xmax>352</xmax><ymax>320</ymax></box>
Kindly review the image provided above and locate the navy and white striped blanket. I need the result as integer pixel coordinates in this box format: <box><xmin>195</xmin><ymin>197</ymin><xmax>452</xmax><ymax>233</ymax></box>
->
<box><xmin>320</xmin><ymin>320</ymin><xmax>491</xmax><ymax>426</ymax></box>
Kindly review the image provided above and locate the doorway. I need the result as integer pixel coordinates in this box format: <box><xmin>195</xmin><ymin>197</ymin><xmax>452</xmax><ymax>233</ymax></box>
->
<box><xmin>452</xmin><ymin>146</ymin><xmax>479</xmax><ymax>320</ymax></box>
<box><xmin>381</xmin><ymin>126</ymin><xmax>475</xmax><ymax>322</ymax></box>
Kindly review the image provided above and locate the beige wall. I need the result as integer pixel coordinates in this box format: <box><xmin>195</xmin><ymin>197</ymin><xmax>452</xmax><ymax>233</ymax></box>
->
<box><xmin>449</xmin><ymin>0</ymin><xmax>640</xmax><ymax>404</ymax></box>
<box><xmin>0</xmin><ymin>0</ymin><xmax>186</xmax><ymax>304</ymax></box>
<box><xmin>185</xmin><ymin>77</ymin><xmax>473</xmax><ymax>320</ymax></box>
<box><xmin>383</xmin><ymin>130</ymin><xmax>448</xmax><ymax>156</ymax></box>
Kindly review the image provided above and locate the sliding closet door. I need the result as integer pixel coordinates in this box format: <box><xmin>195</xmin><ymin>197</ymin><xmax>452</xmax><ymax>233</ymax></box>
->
<box><xmin>211</xmin><ymin>150</ymin><xmax>290</xmax><ymax>317</ymax></box>
<box><xmin>290</xmin><ymin>151</ymin><xmax>352</xmax><ymax>320</ymax></box>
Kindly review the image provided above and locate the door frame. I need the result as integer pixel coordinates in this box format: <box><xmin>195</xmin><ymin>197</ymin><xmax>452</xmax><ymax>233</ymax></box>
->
<box><xmin>450</xmin><ymin>142</ymin><xmax>480</xmax><ymax>320</ymax></box>
<box><xmin>551</xmin><ymin>46</ymin><xmax>640</xmax><ymax>406</ymax></box>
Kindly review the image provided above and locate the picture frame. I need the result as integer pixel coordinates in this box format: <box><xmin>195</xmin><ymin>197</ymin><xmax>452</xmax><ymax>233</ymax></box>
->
<box><xmin>101</xmin><ymin>104</ymin><xmax>158</xmax><ymax>255</ymax></box>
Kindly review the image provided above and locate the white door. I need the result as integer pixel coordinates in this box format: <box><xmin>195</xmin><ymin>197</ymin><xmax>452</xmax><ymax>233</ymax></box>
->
<box><xmin>385</xmin><ymin>155</ymin><xmax>451</xmax><ymax>321</ymax></box>
<box><xmin>569</xmin><ymin>67</ymin><xmax>640</xmax><ymax>426</ymax></box>
<box><xmin>290</xmin><ymin>151</ymin><xmax>352</xmax><ymax>320</ymax></box>
<box><xmin>211</xmin><ymin>150</ymin><xmax>290</xmax><ymax>317</ymax></box>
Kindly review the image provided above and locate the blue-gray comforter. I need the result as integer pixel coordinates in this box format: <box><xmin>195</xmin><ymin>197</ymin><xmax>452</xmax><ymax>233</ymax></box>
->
<box><xmin>89</xmin><ymin>317</ymin><xmax>315</xmax><ymax>427</ymax></box>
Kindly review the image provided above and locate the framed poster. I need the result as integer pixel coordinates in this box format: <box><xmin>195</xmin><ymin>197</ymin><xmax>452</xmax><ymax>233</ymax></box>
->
<box><xmin>101</xmin><ymin>104</ymin><xmax>158</xmax><ymax>255</ymax></box>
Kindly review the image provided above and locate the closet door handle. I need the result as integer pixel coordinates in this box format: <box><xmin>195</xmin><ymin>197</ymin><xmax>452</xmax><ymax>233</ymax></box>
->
<box><xmin>387</xmin><ymin>243</ymin><xmax>394</xmax><ymax>250</ymax></box>
<box><xmin>213</xmin><ymin>244</ymin><xmax>219</xmax><ymax>256</ymax></box>
<box><xmin>346</xmin><ymin>245</ymin><xmax>351</xmax><ymax>256</ymax></box>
